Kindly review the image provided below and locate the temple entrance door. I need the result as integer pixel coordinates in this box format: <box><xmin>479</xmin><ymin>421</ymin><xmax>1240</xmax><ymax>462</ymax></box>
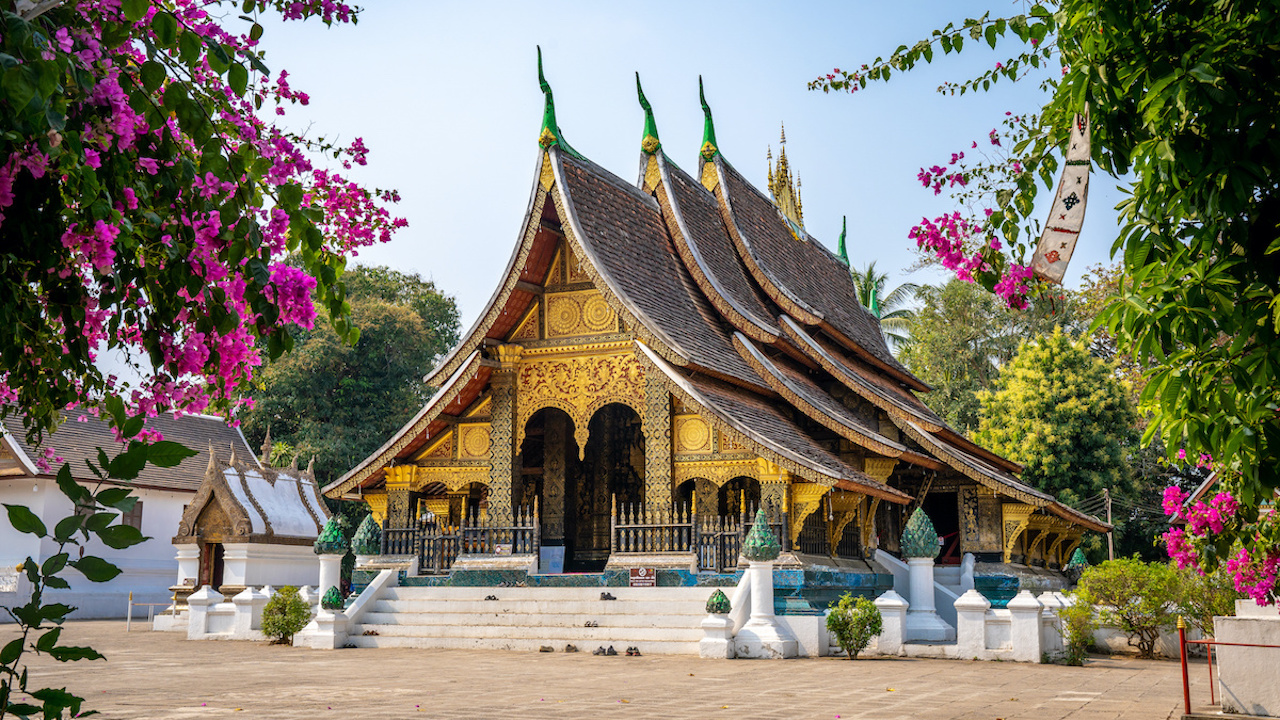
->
<box><xmin>199</xmin><ymin>542</ymin><xmax>224</xmax><ymax>590</ymax></box>
<box><xmin>564</xmin><ymin>403</ymin><xmax>644</xmax><ymax>573</ymax></box>
<box><xmin>923</xmin><ymin>492</ymin><xmax>961</xmax><ymax>565</ymax></box>
<box><xmin>518</xmin><ymin>407</ymin><xmax>578</xmax><ymax>573</ymax></box>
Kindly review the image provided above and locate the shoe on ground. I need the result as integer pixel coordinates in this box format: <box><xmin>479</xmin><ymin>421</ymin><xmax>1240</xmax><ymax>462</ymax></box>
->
<box><xmin>539</xmin><ymin>646</ymin><xmax>553</xmax><ymax>653</ymax></box>
<box><xmin>592</xmin><ymin>646</ymin><xmax>606</xmax><ymax>656</ymax></box>
<box><xmin>565</xmin><ymin>644</ymin><xmax>578</xmax><ymax>653</ymax></box>
<box><xmin>600</xmin><ymin>592</ymin><xmax>616</xmax><ymax>600</ymax></box>
<box><xmin>631</xmin><ymin>648</ymin><xmax>641</xmax><ymax>656</ymax></box>
<box><xmin>606</xmin><ymin>646</ymin><xmax>618</xmax><ymax>656</ymax></box>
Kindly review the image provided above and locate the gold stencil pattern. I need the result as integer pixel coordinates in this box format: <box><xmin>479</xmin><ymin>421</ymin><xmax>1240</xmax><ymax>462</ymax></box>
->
<box><xmin>546</xmin><ymin>290</ymin><xmax>617</xmax><ymax>338</ymax></box>
<box><xmin>515</xmin><ymin>351</ymin><xmax>646</xmax><ymax>458</ymax></box>
<box><xmin>459</xmin><ymin>424</ymin><xmax>492</xmax><ymax>459</ymax></box>
<box><xmin>675</xmin><ymin>416</ymin><xmax>712</xmax><ymax>453</ymax></box>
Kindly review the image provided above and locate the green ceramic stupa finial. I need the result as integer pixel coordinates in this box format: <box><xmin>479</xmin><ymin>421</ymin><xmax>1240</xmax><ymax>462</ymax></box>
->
<box><xmin>706</xmin><ymin>588</ymin><xmax>731</xmax><ymax>614</ymax></box>
<box><xmin>699</xmin><ymin>75</ymin><xmax>719</xmax><ymax>162</ymax></box>
<box><xmin>742</xmin><ymin>509</ymin><xmax>781</xmax><ymax>562</ymax></box>
<box><xmin>351</xmin><ymin>513</ymin><xmax>382</xmax><ymax>555</ymax></box>
<box><xmin>900</xmin><ymin>507</ymin><xmax>939</xmax><ymax>559</ymax></box>
<box><xmin>1065</xmin><ymin>547</ymin><xmax>1089</xmax><ymax>570</ymax></box>
<box><xmin>537</xmin><ymin>46</ymin><xmax>560</xmax><ymax>150</ymax></box>
<box><xmin>313</xmin><ymin>516</ymin><xmax>348</xmax><ymax>555</ymax></box>
<box><xmin>836</xmin><ymin>216</ymin><xmax>849</xmax><ymax>267</ymax></box>
<box><xmin>636</xmin><ymin>72</ymin><xmax>660</xmax><ymax>155</ymax></box>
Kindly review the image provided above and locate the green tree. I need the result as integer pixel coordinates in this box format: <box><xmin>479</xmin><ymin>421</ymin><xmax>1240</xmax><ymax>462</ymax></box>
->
<box><xmin>241</xmin><ymin>265</ymin><xmax>460</xmax><ymax>486</ymax></box>
<box><xmin>1075</xmin><ymin>558</ymin><xmax>1179</xmax><ymax>659</ymax></box>
<box><xmin>975</xmin><ymin>327</ymin><xmax>1137</xmax><ymax>508</ymax></box>
<box><xmin>849</xmin><ymin>261</ymin><xmax>919</xmax><ymax>350</ymax></box>
<box><xmin>813</xmin><ymin>0</ymin><xmax>1280</xmax><ymax>601</ymax></box>
<box><xmin>899</xmin><ymin>279</ymin><xmax>1079</xmax><ymax>432</ymax></box>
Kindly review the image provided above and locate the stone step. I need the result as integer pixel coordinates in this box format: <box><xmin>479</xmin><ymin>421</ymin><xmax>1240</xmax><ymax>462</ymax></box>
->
<box><xmin>345</xmin><ymin>634</ymin><xmax>698</xmax><ymax>655</ymax></box>
<box><xmin>350</xmin><ymin>622</ymin><xmax>702</xmax><ymax>643</ymax></box>
<box><xmin>383</xmin><ymin>586</ymin><xmax>715</xmax><ymax>602</ymax></box>
<box><xmin>360</xmin><ymin>609</ymin><xmax>700</xmax><ymax>629</ymax></box>
<box><xmin>369</xmin><ymin>598</ymin><xmax>706</xmax><ymax>617</ymax></box>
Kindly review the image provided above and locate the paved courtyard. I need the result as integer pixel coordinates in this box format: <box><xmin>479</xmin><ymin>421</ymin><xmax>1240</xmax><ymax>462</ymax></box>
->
<box><xmin>6</xmin><ymin>621</ymin><xmax>1208</xmax><ymax>719</ymax></box>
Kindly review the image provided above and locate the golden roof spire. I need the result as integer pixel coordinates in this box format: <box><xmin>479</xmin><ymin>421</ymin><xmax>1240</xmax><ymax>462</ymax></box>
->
<box><xmin>768</xmin><ymin>123</ymin><xmax>803</xmax><ymax>229</ymax></box>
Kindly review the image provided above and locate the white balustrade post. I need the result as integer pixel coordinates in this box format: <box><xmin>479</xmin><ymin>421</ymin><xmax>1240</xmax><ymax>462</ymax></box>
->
<box><xmin>1007</xmin><ymin>590</ymin><xmax>1044</xmax><ymax>662</ymax></box>
<box><xmin>954</xmin><ymin>589</ymin><xmax>991</xmax><ymax>659</ymax></box>
<box><xmin>185</xmin><ymin>585</ymin><xmax>222</xmax><ymax>640</ymax></box>
<box><xmin>317</xmin><ymin>554</ymin><xmax>343</xmax><ymax>608</ymax></box>
<box><xmin>1038</xmin><ymin>591</ymin><xmax>1065</xmax><ymax>657</ymax></box>
<box><xmin>873</xmin><ymin>590</ymin><xmax>908</xmax><ymax>656</ymax></box>
<box><xmin>232</xmin><ymin>587</ymin><xmax>269</xmax><ymax>638</ymax></box>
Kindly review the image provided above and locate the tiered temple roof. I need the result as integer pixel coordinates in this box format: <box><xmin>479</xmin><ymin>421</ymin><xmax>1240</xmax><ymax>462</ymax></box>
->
<box><xmin>324</xmin><ymin>62</ymin><xmax>1105</xmax><ymax>540</ymax></box>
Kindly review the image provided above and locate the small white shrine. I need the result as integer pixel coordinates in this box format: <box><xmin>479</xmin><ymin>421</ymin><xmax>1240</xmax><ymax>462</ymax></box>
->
<box><xmin>154</xmin><ymin>448</ymin><xmax>329</xmax><ymax>632</ymax></box>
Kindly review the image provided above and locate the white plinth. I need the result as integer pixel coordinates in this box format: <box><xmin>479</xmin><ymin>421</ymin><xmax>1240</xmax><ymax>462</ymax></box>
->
<box><xmin>1215</xmin><ymin>600</ymin><xmax>1280</xmax><ymax>716</ymax></box>
<box><xmin>699</xmin><ymin>614</ymin><xmax>735</xmax><ymax>659</ymax></box>
<box><xmin>903</xmin><ymin>557</ymin><xmax>955</xmax><ymax>642</ymax></box>
<box><xmin>732</xmin><ymin>561</ymin><xmax>797</xmax><ymax>659</ymax></box>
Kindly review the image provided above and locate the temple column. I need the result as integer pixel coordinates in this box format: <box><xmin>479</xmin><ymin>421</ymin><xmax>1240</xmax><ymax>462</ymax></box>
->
<box><xmin>487</xmin><ymin>344</ymin><xmax>522</xmax><ymax>528</ymax></box>
<box><xmin>756</xmin><ymin>459</ymin><xmax>789</xmax><ymax>516</ymax></box>
<box><xmin>542</xmin><ymin>410</ymin><xmax>567</xmax><ymax>544</ymax></box>
<box><xmin>384</xmin><ymin>466</ymin><xmax>414</xmax><ymax>529</ymax></box>
<box><xmin>642</xmin><ymin>376</ymin><xmax>673</xmax><ymax>512</ymax></box>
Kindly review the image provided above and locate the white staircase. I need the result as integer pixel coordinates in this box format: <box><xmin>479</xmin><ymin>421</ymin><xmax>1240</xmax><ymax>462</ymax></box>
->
<box><xmin>347</xmin><ymin>585</ymin><xmax>712</xmax><ymax>655</ymax></box>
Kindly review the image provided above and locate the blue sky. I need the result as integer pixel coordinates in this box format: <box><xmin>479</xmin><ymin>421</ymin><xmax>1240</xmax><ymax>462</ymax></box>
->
<box><xmin>260</xmin><ymin>1</ymin><xmax>1124</xmax><ymax>325</ymax></box>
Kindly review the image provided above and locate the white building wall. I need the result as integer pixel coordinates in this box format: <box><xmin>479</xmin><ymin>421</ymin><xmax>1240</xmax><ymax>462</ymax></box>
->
<box><xmin>1</xmin><ymin>478</ymin><xmax>193</xmax><ymax>620</ymax></box>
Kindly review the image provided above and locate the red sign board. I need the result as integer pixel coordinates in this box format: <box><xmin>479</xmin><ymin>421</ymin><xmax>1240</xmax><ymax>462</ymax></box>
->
<box><xmin>628</xmin><ymin>567</ymin><xmax>657</xmax><ymax>588</ymax></box>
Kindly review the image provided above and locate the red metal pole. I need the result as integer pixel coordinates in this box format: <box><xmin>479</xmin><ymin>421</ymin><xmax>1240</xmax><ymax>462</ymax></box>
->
<box><xmin>1179</xmin><ymin>616</ymin><xmax>1191</xmax><ymax>715</ymax></box>
<box><xmin>1207</xmin><ymin>642</ymin><xmax>1215</xmax><ymax>706</ymax></box>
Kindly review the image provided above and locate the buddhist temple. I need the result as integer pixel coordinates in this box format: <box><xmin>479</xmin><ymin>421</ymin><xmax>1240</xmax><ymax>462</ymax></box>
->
<box><xmin>323</xmin><ymin>56</ymin><xmax>1106</xmax><ymax>604</ymax></box>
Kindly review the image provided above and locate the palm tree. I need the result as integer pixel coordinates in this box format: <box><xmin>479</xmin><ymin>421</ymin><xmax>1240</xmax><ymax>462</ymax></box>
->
<box><xmin>850</xmin><ymin>261</ymin><xmax>919</xmax><ymax>351</ymax></box>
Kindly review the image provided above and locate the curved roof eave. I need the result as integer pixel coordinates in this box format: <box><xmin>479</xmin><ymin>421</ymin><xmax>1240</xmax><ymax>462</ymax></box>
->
<box><xmin>634</xmin><ymin>340</ymin><xmax>911</xmax><ymax>504</ymax></box>
<box><xmin>325</xmin><ymin>349</ymin><xmax>485</xmax><ymax>497</ymax></box>
<box><xmin>423</xmin><ymin>150</ymin><xmax>551</xmax><ymax>388</ymax></box>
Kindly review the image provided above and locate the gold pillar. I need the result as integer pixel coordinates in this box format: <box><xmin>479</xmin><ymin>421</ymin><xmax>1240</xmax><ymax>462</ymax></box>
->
<box><xmin>643</xmin><ymin>376</ymin><xmax>673</xmax><ymax>511</ymax></box>
<box><xmin>385</xmin><ymin>465</ymin><xmax>414</xmax><ymax>529</ymax></box>
<box><xmin>487</xmin><ymin>344</ymin><xmax>522</xmax><ymax>527</ymax></box>
<box><xmin>543</xmin><ymin>410</ymin><xmax>567</xmax><ymax>542</ymax></box>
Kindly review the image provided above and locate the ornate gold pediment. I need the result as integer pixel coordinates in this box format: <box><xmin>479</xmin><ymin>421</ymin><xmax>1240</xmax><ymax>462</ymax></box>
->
<box><xmin>515</xmin><ymin>350</ymin><xmax>645</xmax><ymax>457</ymax></box>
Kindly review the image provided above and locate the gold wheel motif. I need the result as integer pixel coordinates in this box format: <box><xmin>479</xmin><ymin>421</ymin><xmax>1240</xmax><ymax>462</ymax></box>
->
<box><xmin>583</xmin><ymin>296</ymin><xmax>614</xmax><ymax>333</ymax></box>
<box><xmin>548</xmin><ymin>296</ymin><xmax>582</xmax><ymax>337</ymax></box>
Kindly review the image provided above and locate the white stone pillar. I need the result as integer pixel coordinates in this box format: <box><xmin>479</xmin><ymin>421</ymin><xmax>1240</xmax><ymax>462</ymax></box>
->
<box><xmin>732</xmin><ymin>561</ymin><xmax>798</xmax><ymax>659</ymax></box>
<box><xmin>174</xmin><ymin>545</ymin><xmax>200</xmax><ymax>586</ymax></box>
<box><xmin>1038</xmin><ymin>591</ymin><xmax>1065</xmax><ymax>656</ymax></box>
<box><xmin>904</xmin><ymin>557</ymin><xmax>955</xmax><ymax>642</ymax></box>
<box><xmin>231</xmin><ymin>587</ymin><xmax>269</xmax><ymax>638</ymax></box>
<box><xmin>186</xmin><ymin>585</ymin><xmax>223</xmax><ymax>640</ymax></box>
<box><xmin>873</xmin><ymin>590</ymin><xmax>908</xmax><ymax>656</ymax></box>
<box><xmin>1007</xmin><ymin>590</ymin><xmax>1044</xmax><ymax>662</ymax></box>
<box><xmin>317</xmin><ymin>554</ymin><xmax>343</xmax><ymax>608</ymax></box>
<box><xmin>954</xmin><ymin>589</ymin><xmax>991</xmax><ymax>659</ymax></box>
<box><xmin>700</xmin><ymin>614</ymin><xmax>735</xmax><ymax>659</ymax></box>
<box><xmin>306</xmin><ymin>609</ymin><xmax>349</xmax><ymax>650</ymax></box>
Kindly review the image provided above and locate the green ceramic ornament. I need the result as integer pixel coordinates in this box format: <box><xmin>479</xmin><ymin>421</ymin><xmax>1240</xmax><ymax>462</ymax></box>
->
<box><xmin>320</xmin><ymin>585</ymin><xmax>343</xmax><ymax>610</ymax></box>
<box><xmin>313</xmin><ymin>517</ymin><xmax>348</xmax><ymax>555</ymax></box>
<box><xmin>900</xmin><ymin>508</ymin><xmax>939</xmax><ymax>559</ymax></box>
<box><xmin>351</xmin><ymin>514</ymin><xmax>382</xmax><ymax>555</ymax></box>
<box><xmin>742</xmin><ymin>509</ymin><xmax>781</xmax><ymax>562</ymax></box>
<box><xmin>1065</xmin><ymin>547</ymin><xmax>1089</xmax><ymax>570</ymax></box>
<box><xmin>705</xmin><ymin>589</ymin><xmax>731</xmax><ymax>615</ymax></box>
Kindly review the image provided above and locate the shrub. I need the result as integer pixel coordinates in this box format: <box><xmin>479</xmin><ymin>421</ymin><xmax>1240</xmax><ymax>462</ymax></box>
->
<box><xmin>1176</xmin><ymin>565</ymin><xmax>1243</xmax><ymax>637</ymax></box>
<box><xmin>1075</xmin><ymin>557</ymin><xmax>1178</xmax><ymax>659</ymax></box>
<box><xmin>826</xmin><ymin>593</ymin><xmax>883</xmax><ymax>660</ymax></box>
<box><xmin>1058</xmin><ymin>595</ymin><xmax>1097</xmax><ymax>666</ymax></box>
<box><xmin>260</xmin><ymin>586</ymin><xmax>312</xmax><ymax>645</ymax></box>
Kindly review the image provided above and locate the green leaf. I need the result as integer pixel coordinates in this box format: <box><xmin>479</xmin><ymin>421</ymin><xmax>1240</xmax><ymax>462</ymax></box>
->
<box><xmin>47</xmin><ymin>644</ymin><xmax>104</xmax><ymax>662</ymax></box>
<box><xmin>121</xmin><ymin>0</ymin><xmax>150</xmax><ymax>23</ymax></box>
<box><xmin>107</xmin><ymin>443</ymin><xmax>148</xmax><ymax>481</ymax></box>
<box><xmin>1</xmin><ymin>638</ymin><xmax>22</xmax><ymax>664</ymax></box>
<box><xmin>152</xmin><ymin>11</ymin><xmax>178</xmax><ymax>47</ymax></box>
<box><xmin>146</xmin><ymin>440</ymin><xmax>197</xmax><ymax>468</ymax></box>
<box><xmin>95</xmin><ymin>487</ymin><xmax>135</xmax><ymax>510</ymax></box>
<box><xmin>54</xmin><ymin>514</ymin><xmax>82</xmax><ymax>542</ymax></box>
<box><xmin>5</xmin><ymin>504</ymin><xmax>47</xmax><ymax>537</ymax></box>
<box><xmin>120</xmin><ymin>414</ymin><xmax>145</xmax><ymax>440</ymax></box>
<box><xmin>56</xmin><ymin>464</ymin><xmax>90</xmax><ymax>506</ymax></box>
<box><xmin>97</xmin><ymin>524</ymin><xmax>147</xmax><ymax>550</ymax></box>
<box><xmin>228</xmin><ymin>62</ymin><xmax>249</xmax><ymax>95</ymax></box>
<box><xmin>41</xmin><ymin>553</ymin><xmax>68</xmax><ymax>576</ymax></box>
<box><xmin>140</xmin><ymin>60</ymin><xmax>166</xmax><ymax>92</ymax></box>
<box><xmin>69</xmin><ymin>556</ymin><xmax>122</xmax><ymax>583</ymax></box>
<box><xmin>178</xmin><ymin>30</ymin><xmax>203</xmax><ymax>65</ymax></box>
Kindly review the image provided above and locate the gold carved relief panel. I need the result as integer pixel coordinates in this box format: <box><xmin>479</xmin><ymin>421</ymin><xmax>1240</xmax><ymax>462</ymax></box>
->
<box><xmin>515</xmin><ymin>350</ymin><xmax>646</xmax><ymax>457</ymax></box>
<box><xmin>545</xmin><ymin>289</ymin><xmax>618</xmax><ymax>338</ymax></box>
<box><xmin>457</xmin><ymin>423</ymin><xmax>492</xmax><ymax>460</ymax></box>
<box><xmin>674</xmin><ymin>415</ymin><xmax>712</xmax><ymax>454</ymax></box>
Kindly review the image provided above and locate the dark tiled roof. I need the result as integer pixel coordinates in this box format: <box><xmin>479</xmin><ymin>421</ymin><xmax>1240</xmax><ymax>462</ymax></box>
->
<box><xmin>716</xmin><ymin>159</ymin><xmax>918</xmax><ymax>379</ymax></box>
<box><xmin>558</xmin><ymin>153</ymin><xmax>762</xmax><ymax>386</ymax></box>
<box><xmin>662</xmin><ymin>158</ymin><xmax>779</xmax><ymax>337</ymax></box>
<box><xmin>733</xmin><ymin>333</ymin><xmax>908</xmax><ymax>458</ymax></box>
<box><xmin>1</xmin><ymin>412</ymin><xmax>256</xmax><ymax>492</ymax></box>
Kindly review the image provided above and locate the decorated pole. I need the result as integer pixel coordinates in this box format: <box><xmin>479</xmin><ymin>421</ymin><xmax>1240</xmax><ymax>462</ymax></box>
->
<box><xmin>313</xmin><ymin>517</ymin><xmax>349</xmax><ymax>611</ymax></box>
<box><xmin>732</xmin><ymin>510</ymin><xmax>797</xmax><ymax>659</ymax></box>
<box><xmin>901</xmin><ymin>508</ymin><xmax>955</xmax><ymax>642</ymax></box>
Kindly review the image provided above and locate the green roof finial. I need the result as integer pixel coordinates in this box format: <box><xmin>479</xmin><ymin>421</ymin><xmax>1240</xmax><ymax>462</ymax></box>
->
<box><xmin>742</xmin><ymin>509</ymin><xmax>781</xmax><ymax>562</ymax></box>
<box><xmin>699</xmin><ymin>76</ymin><xmax>719</xmax><ymax>162</ymax></box>
<box><xmin>637</xmin><ymin>72</ymin><xmax>661</xmax><ymax>155</ymax></box>
<box><xmin>900</xmin><ymin>507</ymin><xmax>939</xmax><ymax>559</ymax></box>
<box><xmin>537</xmin><ymin>46</ymin><xmax>562</xmax><ymax>151</ymax></box>
<box><xmin>837</xmin><ymin>216</ymin><xmax>849</xmax><ymax>267</ymax></box>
